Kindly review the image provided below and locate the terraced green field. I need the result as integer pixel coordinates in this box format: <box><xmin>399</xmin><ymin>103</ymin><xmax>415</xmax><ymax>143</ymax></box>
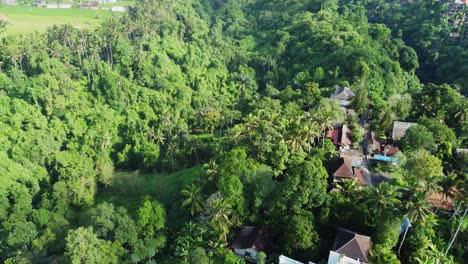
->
<box><xmin>0</xmin><ymin>5</ymin><xmax>118</xmax><ymax>34</ymax></box>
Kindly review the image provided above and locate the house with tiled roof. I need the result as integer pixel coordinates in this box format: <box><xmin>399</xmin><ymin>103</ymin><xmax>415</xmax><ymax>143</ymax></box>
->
<box><xmin>383</xmin><ymin>145</ymin><xmax>400</xmax><ymax>156</ymax></box>
<box><xmin>390</xmin><ymin>121</ymin><xmax>417</xmax><ymax>141</ymax></box>
<box><xmin>326</xmin><ymin>124</ymin><xmax>352</xmax><ymax>150</ymax></box>
<box><xmin>330</xmin><ymin>86</ymin><xmax>355</xmax><ymax>107</ymax></box>
<box><xmin>231</xmin><ymin>226</ymin><xmax>271</xmax><ymax>261</ymax></box>
<box><xmin>427</xmin><ymin>188</ymin><xmax>459</xmax><ymax>211</ymax></box>
<box><xmin>365</xmin><ymin>131</ymin><xmax>380</xmax><ymax>155</ymax></box>
<box><xmin>327</xmin><ymin>228</ymin><xmax>372</xmax><ymax>264</ymax></box>
<box><xmin>331</xmin><ymin>158</ymin><xmax>366</xmax><ymax>186</ymax></box>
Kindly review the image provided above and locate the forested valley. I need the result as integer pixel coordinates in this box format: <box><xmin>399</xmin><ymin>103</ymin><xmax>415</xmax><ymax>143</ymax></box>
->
<box><xmin>0</xmin><ymin>0</ymin><xmax>467</xmax><ymax>263</ymax></box>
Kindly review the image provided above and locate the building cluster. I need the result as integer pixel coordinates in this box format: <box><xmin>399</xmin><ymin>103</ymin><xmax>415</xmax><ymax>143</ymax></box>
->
<box><xmin>228</xmin><ymin>85</ymin><xmax>460</xmax><ymax>264</ymax></box>
<box><xmin>444</xmin><ymin>0</ymin><xmax>468</xmax><ymax>39</ymax></box>
<box><xmin>0</xmin><ymin>0</ymin><xmax>16</xmax><ymax>6</ymax></box>
<box><xmin>231</xmin><ymin>226</ymin><xmax>372</xmax><ymax>264</ymax></box>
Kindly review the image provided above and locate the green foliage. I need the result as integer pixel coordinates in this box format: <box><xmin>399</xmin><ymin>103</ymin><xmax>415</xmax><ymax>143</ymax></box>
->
<box><xmin>401</xmin><ymin>125</ymin><xmax>437</xmax><ymax>152</ymax></box>
<box><xmin>0</xmin><ymin>0</ymin><xmax>464</xmax><ymax>262</ymax></box>
<box><xmin>181</xmin><ymin>184</ymin><xmax>204</xmax><ymax>216</ymax></box>
<box><xmin>188</xmin><ymin>247</ymin><xmax>209</xmax><ymax>264</ymax></box>
<box><xmin>283</xmin><ymin>210</ymin><xmax>319</xmax><ymax>260</ymax></box>
<box><xmin>405</xmin><ymin>150</ymin><xmax>444</xmax><ymax>181</ymax></box>
<box><xmin>137</xmin><ymin>197</ymin><xmax>166</xmax><ymax>238</ymax></box>
<box><xmin>275</xmin><ymin>158</ymin><xmax>328</xmax><ymax>213</ymax></box>
<box><xmin>65</xmin><ymin>227</ymin><xmax>123</xmax><ymax>264</ymax></box>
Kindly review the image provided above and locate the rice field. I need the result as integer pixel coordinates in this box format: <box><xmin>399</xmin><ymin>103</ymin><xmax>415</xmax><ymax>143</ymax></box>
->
<box><xmin>0</xmin><ymin>5</ymin><xmax>123</xmax><ymax>34</ymax></box>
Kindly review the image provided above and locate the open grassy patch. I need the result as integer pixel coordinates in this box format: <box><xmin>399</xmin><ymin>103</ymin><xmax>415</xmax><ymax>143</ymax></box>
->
<box><xmin>100</xmin><ymin>1</ymin><xmax>135</xmax><ymax>8</ymax></box>
<box><xmin>96</xmin><ymin>166</ymin><xmax>203</xmax><ymax>213</ymax></box>
<box><xmin>0</xmin><ymin>5</ymin><xmax>116</xmax><ymax>34</ymax></box>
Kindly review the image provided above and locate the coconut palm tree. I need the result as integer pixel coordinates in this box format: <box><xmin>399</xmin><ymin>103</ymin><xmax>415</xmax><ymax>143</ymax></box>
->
<box><xmin>398</xmin><ymin>190</ymin><xmax>433</xmax><ymax>256</ymax></box>
<box><xmin>435</xmin><ymin>173</ymin><xmax>458</xmax><ymax>213</ymax></box>
<box><xmin>416</xmin><ymin>243</ymin><xmax>454</xmax><ymax>264</ymax></box>
<box><xmin>181</xmin><ymin>184</ymin><xmax>204</xmax><ymax>216</ymax></box>
<box><xmin>367</xmin><ymin>183</ymin><xmax>401</xmax><ymax>212</ymax></box>
<box><xmin>337</xmin><ymin>179</ymin><xmax>361</xmax><ymax>194</ymax></box>
<box><xmin>300</xmin><ymin>121</ymin><xmax>321</xmax><ymax>155</ymax></box>
<box><xmin>210</xmin><ymin>198</ymin><xmax>232</xmax><ymax>242</ymax></box>
<box><xmin>445</xmin><ymin>207</ymin><xmax>467</xmax><ymax>256</ymax></box>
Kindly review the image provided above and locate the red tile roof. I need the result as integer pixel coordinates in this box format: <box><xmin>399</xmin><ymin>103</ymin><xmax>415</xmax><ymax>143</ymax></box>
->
<box><xmin>326</xmin><ymin>125</ymin><xmax>352</xmax><ymax>147</ymax></box>
<box><xmin>326</xmin><ymin>128</ymin><xmax>341</xmax><ymax>145</ymax></box>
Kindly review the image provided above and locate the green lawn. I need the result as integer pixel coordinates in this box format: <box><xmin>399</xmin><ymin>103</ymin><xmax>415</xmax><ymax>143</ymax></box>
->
<box><xmin>0</xmin><ymin>5</ymin><xmax>115</xmax><ymax>34</ymax></box>
<box><xmin>96</xmin><ymin>166</ymin><xmax>203</xmax><ymax>213</ymax></box>
<box><xmin>100</xmin><ymin>1</ymin><xmax>135</xmax><ymax>8</ymax></box>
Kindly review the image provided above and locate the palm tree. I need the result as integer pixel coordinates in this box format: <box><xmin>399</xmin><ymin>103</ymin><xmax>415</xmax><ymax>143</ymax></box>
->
<box><xmin>367</xmin><ymin>183</ymin><xmax>401</xmax><ymax>212</ymax></box>
<box><xmin>181</xmin><ymin>184</ymin><xmax>204</xmax><ymax>216</ymax></box>
<box><xmin>300</xmin><ymin>121</ymin><xmax>321</xmax><ymax>155</ymax></box>
<box><xmin>337</xmin><ymin>179</ymin><xmax>361</xmax><ymax>194</ymax></box>
<box><xmin>398</xmin><ymin>190</ymin><xmax>433</xmax><ymax>256</ymax></box>
<box><xmin>423</xmin><ymin>175</ymin><xmax>443</xmax><ymax>196</ymax></box>
<box><xmin>445</xmin><ymin>180</ymin><xmax>468</xmax><ymax>255</ymax></box>
<box><xmin>445</xmin><ymin>207</ymin><xmax>467</xmax><ymax>256</ymax></box>
<box><xmin>188</xmin><ymin>138</ymin><xmax>201</xmax><ymax>165</ymax></box>
<box><xmin>154</xmin><ymin>129</ymin><xmax>166</xmax><ymax>146</ymax></box>
<box><xmin>454</xmin><ymin>104</ymin><xmax>468</xmax><ymax>123</ymax></box>
<box><xmin>285</xmin><ymin>134</ymin><xmax>305</xmax><ymax>153</ymax></box>
<box><xmin>435</xmin><ymin>173</ymin><xmax>458</xmax><ymax>213</ymax></box>
<box><xmin>167</xmin><ymin>139</ymin><xmax>178</xmax><ymax>171</ymax></box>
<box><xmin>416</xmin><ymin>243</ymin><xmax>454</xmax><ymax>264</ymax></box>
<box><xmin>210</xmin><ymin>198</ymin><xmax>232</xmax><ymax>242</ymax></box>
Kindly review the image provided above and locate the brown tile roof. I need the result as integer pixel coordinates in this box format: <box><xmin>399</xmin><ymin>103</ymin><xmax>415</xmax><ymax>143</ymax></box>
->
<box><xmin>231</xmin><ymin>226</ymin><xmax>271</xmax><ymax>252</ymax></box>
<box><xmin>353</xmin><ymin>169</ymin><xmax>366</xmax><ymax>186</ymax></box>
<box><xmin>332</xmin><ymin>228</ymin><xmax>372</xmax><ymax>263</ymax></box>
<box><xmin>326</xmin><ymin>125</ymin><xmax>352</xmax><ymax>147</ymax></box>
<box><xmin>332</xmin><ymin>159</ymin><xmax>355</xmax><ymax>179</ymax></box>
<box><xmin>427</xmin><ymin>188</ymin><xmax>459</xmax><ymax>211</ymax></box>
<box><xmin>341</xmin><ymin>124</ymin><xmax>352</xmax><ymax>146</ymax></box>
<box><xmin>366</xmin><ymin>131</ymin><xmax>380</xmax><ymax>154</ymax></box>
<box><xmin>326</xmin><ymin>128</ymin><xmax>341</xmax><ymax>145</ymax></box>
<box><xmin>383</xmin><ymin>145</ymin><xmax>400</xmax><ymax>156</ymax></box>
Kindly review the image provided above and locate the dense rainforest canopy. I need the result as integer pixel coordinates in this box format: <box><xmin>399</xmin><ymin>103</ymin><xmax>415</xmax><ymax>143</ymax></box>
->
<box><xmin>0</xmin><ymin>0</ymin><xmax>466</xmax><ymax>263</ymax></box>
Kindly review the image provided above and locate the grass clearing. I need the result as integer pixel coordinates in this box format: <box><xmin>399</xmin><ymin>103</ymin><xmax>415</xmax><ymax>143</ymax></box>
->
<box><xmin>100</xmin><ymin>1</ymin><xmax>135</xmax><ymax>8</ymax></box>
<box><xmin>0</xmin><ymin>5</ymin><xmax>116</xmax><ymax>34</ymax></box>
<box><xmin>96</xmin><ymin>166</ymin><xmax>203</xmax><ymax>214</ymax></box>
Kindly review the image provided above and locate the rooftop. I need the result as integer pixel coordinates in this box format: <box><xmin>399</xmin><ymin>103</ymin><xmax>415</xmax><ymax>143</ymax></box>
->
<box><xmin>331</xmin><ymin>86</ymin><xmax>355</xmax><ymax>101</ymax></box>
<box><xmin>391</xmin><ymin>121</ymin><xmax>417</xmax><ymax>140</ymax></box>
<box><xmin>231</xmin><ymin>226</ymin><xmax>271</xmax><ymax>252</ymax></box>
<box><xmin>331</xmin><ymin>228</ymin><xmax>372</xmax><ymax>263</ymax></box>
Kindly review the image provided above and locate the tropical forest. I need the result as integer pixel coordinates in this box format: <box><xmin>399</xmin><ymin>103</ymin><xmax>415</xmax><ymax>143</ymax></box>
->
<box><xmin>0</xmin><ymin>0</ymin><xmax>466</xmax><ymax>263</ymax></box>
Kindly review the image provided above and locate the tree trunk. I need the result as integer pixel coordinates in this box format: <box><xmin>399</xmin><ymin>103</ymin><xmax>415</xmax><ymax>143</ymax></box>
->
<box><xmin>445</xmin><ymin>208</ymin><xmax>467</xmax><ymax>256</ymax></box>
<box><xmin>450</xmin><ymin>201</ymin><xmax>464</xmax><ymax>220</ymax></box>
<box><xmin>398</xmin><ymin>216</ymin><xmax>415</xmax><ymax>257</ymax></box>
